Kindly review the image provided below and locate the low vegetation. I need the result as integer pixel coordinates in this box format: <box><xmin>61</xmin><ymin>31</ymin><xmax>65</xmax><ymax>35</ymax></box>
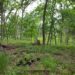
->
<box><xmin>0</xmin><ymin>43</ymin><xmax>75</xmax><ymax>75</ymax></box>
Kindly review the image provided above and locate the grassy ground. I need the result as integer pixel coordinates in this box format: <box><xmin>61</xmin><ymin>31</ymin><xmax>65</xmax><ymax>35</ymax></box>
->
<box><xmin>0</xmin><ymin>39</ymin><xmax>75</xmax><ymax>75</ymax></box>
<box><xmin>0</xmin><ymin>44</ymin><xmax>74</xmax><ymax>75</ymax></box>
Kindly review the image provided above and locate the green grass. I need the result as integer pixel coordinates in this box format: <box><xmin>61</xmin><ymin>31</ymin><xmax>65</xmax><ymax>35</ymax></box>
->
<box><xmin>6</xmin><ymin>44</ymin><xmax>74</xmax><ymax>75</ymax></box>
<box><xmin>1</xmin><ymin>37</ymin><xmax>75</xmax><ymax>46</ymax></box>
<box><xmin>41</xmin><ymin>56</ymin><xmax>58</xmax><ymax>71</ymax></box>
<box><xmin>0</xmin><ymin>39</ymin><xmax>75</xmax><ymax>75</ymax></box>
<box><xmin>0</xmin><ymin>52</ymin><xmax>9</xmax><ymax>74</ymax></box>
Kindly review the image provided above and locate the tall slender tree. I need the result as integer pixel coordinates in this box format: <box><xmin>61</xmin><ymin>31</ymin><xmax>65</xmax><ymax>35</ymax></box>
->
<box><xmin>0</xmin><ymin>0</ymin><xmax>6</xmax><ymax>41</ymax></box>
<box><xmin>47</xmin><ymin>0</ymin><xmax>56</xmax><ymax>45</ymax></box>
<box><xmin>42</xmin><ymin>0</ymin><xmax>48</xmax><ymax>45</ymax></box>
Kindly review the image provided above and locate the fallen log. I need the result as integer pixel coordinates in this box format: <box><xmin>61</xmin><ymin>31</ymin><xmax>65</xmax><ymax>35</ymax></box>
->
<box><xmin>0</xmin><ymin>43</ymin><xmax>15</xmax><ymax>50</ymax></box>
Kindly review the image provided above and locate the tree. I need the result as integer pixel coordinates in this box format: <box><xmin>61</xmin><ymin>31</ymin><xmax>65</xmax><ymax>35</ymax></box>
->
<box><xmin>47</xmin><ymin>0</ymin><xmax>56</xmax><ymax>45</ymax></box>
<box><xmin>61</xmin><ymin>9</ymin><xmax>75</xmax><ymax>45</ymax></box>
<box><xmin>42</xmin><ymin>0</ymin><xmax>48</xmax><ymax>45</ymax></box>
<box><xmin>0</xmin><ymin>0</ymin><xmax>6</xmax><ymax>41</ymax></box>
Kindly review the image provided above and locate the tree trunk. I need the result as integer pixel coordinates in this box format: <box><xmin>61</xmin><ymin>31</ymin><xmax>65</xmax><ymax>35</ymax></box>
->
<box><xmin>42</xmin><ymin>0</ymin><xmax>48</xmax><ymax>45</ymax></box>
<box><xmin>20</xmin><ymin>0</ymin><xmax>24</xmax><ymax>39</ymax></box>
<box><xmin>47</xmin><ymin>0</ymin><xmax>56</xmax><ymax>45</ymax></box>
<box><xmin>60</xmin><ymin>3</ymin><xmax>63</xmax><ymax>45</ymax></box>
<box><xmin>54</xmin><ymin>28</ymin><xmax>57</xmax><ymax>45</ymax></box>
<box><xmin>0</xmin><ymin>1</ymin><xmax>6</xmax><ymax>41</ymax></box>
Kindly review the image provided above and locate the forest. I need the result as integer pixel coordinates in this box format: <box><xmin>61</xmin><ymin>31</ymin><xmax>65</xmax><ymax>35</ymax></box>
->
<box><xmin>0</xmin><ymin>0</ymin><xmax>75</xmax><ymax>75</ymax></box>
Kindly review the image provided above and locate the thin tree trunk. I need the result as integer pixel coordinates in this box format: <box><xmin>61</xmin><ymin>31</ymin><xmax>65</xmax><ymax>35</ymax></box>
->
<box><xmin>60</xmin><ymin>3</ymin><xmax>63</xmax><ymax>45</ymax></box>
<box><xmin>42</xmin><ymin>0</ymin><xmax>48</xmax><ymax>45</ymax></box>
<box><xmin>47</xmin><ymin>12</ymin><xmax>54</xmax><ymax>45</ymax></box>
<box><xmin>0</xmin><ymin>1</ymin><xmax>5</xmax><ymax>41</ymax></box>
<box><xmin>65</xmin><ymin>29</ymin><xmax>70</xmax><ymax>45</ymax></box>
<box><xmin>47</xmin><ymin>0</ymin><xmax>56</xmax><ymax>45</ymax></box>
<box><xmin>54</xmin><ymin>28</ymin><xmax>57</xmax><ymax>45</ymax></box>
<box><xmin>60</xmin><ymin>31</ymin><xmax>62</xmax><ymax>44</ymax></box>
<box><xmin>20</xmin><ymin>0</ymin><xmax>24</xmax><ymax>39</ymax></box>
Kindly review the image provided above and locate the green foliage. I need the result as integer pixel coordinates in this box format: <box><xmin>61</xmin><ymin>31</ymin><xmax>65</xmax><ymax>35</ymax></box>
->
<box><xmin>1</xmin><ymin>0</ymin><xmax>75</xmax><ymax>45</ymax></box>
<box><xmin>41</xmin><ymin>56</ymin><xmax>58</xmax><ymax>71</ymax></box>
<box><xmin>61</xmin><ymin>9</ymin><xmax>75</xmax><ymax>35</ymax></box>
<box><xmin>0</xmin><ymin>52</ymin><xmax>9</xmax><ymax>74</ymax></box>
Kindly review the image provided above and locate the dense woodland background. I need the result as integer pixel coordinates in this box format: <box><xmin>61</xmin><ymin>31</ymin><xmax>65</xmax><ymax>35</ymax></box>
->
<box><xmin>0</xmin><ymin>0</ymin><xmax>75</xmax><ymax>45</ymax></box>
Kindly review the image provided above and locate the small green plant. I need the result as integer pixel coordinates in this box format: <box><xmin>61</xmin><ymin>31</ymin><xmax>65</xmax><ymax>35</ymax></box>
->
<box><xmin>42</xmin><ymin>56</ymin><xmax>58</xmax><ymax>72</ymax></box>
<box><xmin>7</xmin><ymin>68</ymin><xmax>17</xmax><ymax>75</ymax></box>
<box><xmin>0</xmin><ymin>52</ymin><xmax>9</xmax><ymax>74</ymax></box>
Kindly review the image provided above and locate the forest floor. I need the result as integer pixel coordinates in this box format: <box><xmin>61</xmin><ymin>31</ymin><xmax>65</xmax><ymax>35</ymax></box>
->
<box><xmin>1</xmin><ymin>45</ymin><xmax>75</xmax><ymax>75</ymax></box>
